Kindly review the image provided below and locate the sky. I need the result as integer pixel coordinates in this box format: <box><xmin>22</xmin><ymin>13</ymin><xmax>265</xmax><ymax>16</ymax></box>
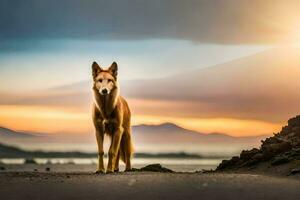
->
<box><xmin>1</xmin><ymin>0</ymin><xmax>300</xmax><ymax>137</ymax></box>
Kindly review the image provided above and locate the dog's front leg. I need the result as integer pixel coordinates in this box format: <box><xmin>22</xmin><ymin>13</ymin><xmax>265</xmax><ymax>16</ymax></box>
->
<box><xmin>95</xmin><ymin>128</ymin><xmax>105</xmax><ymax>174</ymax></box>
<box><xmin>107</xmin><ymin>127</ymin><xmax>123</xmax><ymax>173</ymax></box>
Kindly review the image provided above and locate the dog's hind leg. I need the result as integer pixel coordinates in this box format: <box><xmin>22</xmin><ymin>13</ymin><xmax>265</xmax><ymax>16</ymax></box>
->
<box><xmin>123</xmin><ymin>129</ymin><xmax>133</xmax><ymax>171</ymax></box>
<box><xmin>114</xmin><ymin>150</ymin><xmax>120</xmax><ymax>172</ymax></box>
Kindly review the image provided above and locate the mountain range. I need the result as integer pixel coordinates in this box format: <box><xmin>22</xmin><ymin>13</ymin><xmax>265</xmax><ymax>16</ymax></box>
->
<box><xmin>0</xmin><ymin>123</ymin><xmax>267</xmax><ymax>146</ymax></box>
<box><xmin>0</xmin><ymin>122</ymin><xmax>268</xmax><ymax>157</ymax></box>
<box><xmin>0</xmin><ymin>127</ymin><xmax>38</xmax><ymax>138</ymax></box>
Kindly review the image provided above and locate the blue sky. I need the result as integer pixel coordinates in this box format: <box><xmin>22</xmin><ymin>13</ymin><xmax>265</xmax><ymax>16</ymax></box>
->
<box><xmin>0</xmin><ymin>39</ymin><xmax>268</xmax><ymax>92</ymax></box>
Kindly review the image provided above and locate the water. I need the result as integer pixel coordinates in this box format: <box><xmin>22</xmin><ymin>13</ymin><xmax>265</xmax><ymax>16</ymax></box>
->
<box><xmin>6</xmin><ymin>141</ymin><xmax>247</xmax><ymax>158</ymax></box>
<box><xmin>0</xmin><ymin>158</ymin><xmax>223</xmax><ymax>172</ymax></box>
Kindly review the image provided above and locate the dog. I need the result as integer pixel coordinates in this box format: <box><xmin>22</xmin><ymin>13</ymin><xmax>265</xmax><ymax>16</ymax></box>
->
<box><xmin>92</xmin><ymin>61</ymin><xmax>133</xmax><ymax>173</ymax></box>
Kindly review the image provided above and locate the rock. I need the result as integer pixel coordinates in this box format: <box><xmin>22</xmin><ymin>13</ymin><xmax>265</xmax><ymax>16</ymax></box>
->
<box><xmin>216</xmin><ymin>115</ymin><xmax>300</xmax><ymax>172</ymax></box>
<box><xmin>292</xmin><ymin>126</ymin><xmax>300</xmax><ymax>134</ymax></box>
<box><xmin>271</xmin><ymin>156</ymin><xmax>290</xmax><ymax>166</ymax></box>
<box><xmin>289</xmin><ymin>167</ymin><xmax>300</xmax><ymax>175</ymax></box>
<box><xmin>201</xmin><ymin>169</ymin><xmax>214</xmax><ymax>173</ymax></box>
<box><xmin>252</xmin><ymin>153</ymin><xmax>264</xmax><ymax>161</ymax></box>
<box><xmin>0</xmin><ymin>166</ymin><xmax>6</xmax><ymax>170</ymax></box>
<box><xmin>216</xmin><ymin>156</ymin><xmax>240</xmax><ymax>170</ymax></box>
<box><xmin>245</xmin><ymin>153</ymin><xmax>265</xmax><ymax>166</ymax></box>
<box><xmin>140</xmin><ymin>164</ymin><xmax>173</xmax><ymax>173</ymax></box>
<box><xmin>280</xmin><ymin>126</ymin><xmax>292</xmax><ymax>136</ymax></box>
<box><xmin>261</xmin><ymin>142</ymin><xmax>292</xmax><ymax>159</ymax></box>
<box><xmin>45</xmin><ymin>167</ymin><xmax>50</xmax><ymax>172</ymax></box>
<box><xmin>24</xmin><ymin>158</ymin><xmax>37</xmax><ymax>164</ymax></box>
<box><xmin>288</xmin><ymin>116</ymin><xmax>300</xmax><ymax>127</ymax></box>
<box><xmin>126</xmin><ymin>168</ymin><xmax>140</xmax><ymax>172</ymax></box>
<box><xmin>240</xmin><ymin>148</ymin><xmax>260</xmax><ymax>161</ymax></box>
<box><xmin>262</xmin><ymin>137</ymin><xmax>280</xmax><ymax>146</ymax></box>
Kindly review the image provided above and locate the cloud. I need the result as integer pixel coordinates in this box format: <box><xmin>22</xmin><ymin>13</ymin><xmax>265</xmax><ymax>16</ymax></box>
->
<box><xmin>2</xmin><ymin>45</ymin><xmax>300</xmax><ymax>124</ymax></box>
<box><xmin>123</xmin><ymin>45</ymin><xmax>300</xmax><ymax>122</ymax></box>
<box><xmin>1</xmin><ymin>0</ymin><xmax>300</xmax><ymax>44</ymax></box>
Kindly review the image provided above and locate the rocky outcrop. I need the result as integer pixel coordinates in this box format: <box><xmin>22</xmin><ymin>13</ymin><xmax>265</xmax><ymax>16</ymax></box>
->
<box><xmin>130</xmin><ymin>164</ymin><xmax>174</xmax><ymax>173</ymax></box>
<box><xmin>217</xmin><ymin>115</ymin><xmax>300</xmax><ymax>172</ymax></box>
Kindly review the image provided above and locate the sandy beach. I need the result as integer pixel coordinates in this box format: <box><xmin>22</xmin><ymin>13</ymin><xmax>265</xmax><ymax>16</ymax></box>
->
<box><xmin>0</xmin><ymin>165</ymin><xmax>300</xmax><ymax>200</ymax></box>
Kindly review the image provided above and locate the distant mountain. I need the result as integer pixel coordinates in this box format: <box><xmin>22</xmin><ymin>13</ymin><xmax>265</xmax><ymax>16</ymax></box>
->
<box><xmin>0</xmin><ymin>142</ymin><xmax>97</xmax><ymax>158</ymax></box>
<box><xmin>0</xmin><ymin>126</ymin><xmax>38</xmax><ymax>138</ymax></box>
<box><xmin>133</xmin><ymin>122</ymin><xmax>188</xmax><ymax>133</ymax></box>
<box><xmin>0</xmin><ymin>123</ymin><xmax>267</xmax><ymax>149</ymax></box>
<box><xmin>132</xmin><ymin>122</ymin><xmax>267</xmax><ymax>144</ymax></box>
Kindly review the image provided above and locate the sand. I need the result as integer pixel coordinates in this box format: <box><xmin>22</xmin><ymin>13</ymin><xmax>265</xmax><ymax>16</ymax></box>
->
<box><xmin>0</xmin><ymin>167</ymin><xmax>300</xmax><ymax>200</ymax></box>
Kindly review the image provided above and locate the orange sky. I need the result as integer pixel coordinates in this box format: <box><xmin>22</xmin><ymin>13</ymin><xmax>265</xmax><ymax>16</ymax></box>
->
<box><xmin>0</xmin><ymin>104</ymin><xmax>282</xmax><ymax>137</ymax></box>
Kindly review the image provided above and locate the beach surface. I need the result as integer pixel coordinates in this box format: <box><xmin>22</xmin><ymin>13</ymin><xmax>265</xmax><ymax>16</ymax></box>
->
<box><xmin>0</xmin><ymin>169</ymin><xmax>300</xmax><ymax>200</ymax></box>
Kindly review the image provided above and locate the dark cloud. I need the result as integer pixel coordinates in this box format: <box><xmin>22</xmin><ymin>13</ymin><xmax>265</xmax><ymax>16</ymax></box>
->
<box><xmin>1</xmin><ymin>0</ymin><xmax>300</xmax><ymax>44</ymax></box>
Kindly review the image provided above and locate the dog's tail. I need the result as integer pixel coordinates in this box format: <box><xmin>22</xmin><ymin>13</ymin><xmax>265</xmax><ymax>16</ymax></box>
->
<box><xmin>119</xmin><ymin>134</ymin><xmax>134</xmax><ymax>163</ymax></box>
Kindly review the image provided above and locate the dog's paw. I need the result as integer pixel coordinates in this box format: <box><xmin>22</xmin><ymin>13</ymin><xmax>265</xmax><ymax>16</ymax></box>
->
<box><xmin>114</xmin><ymin>168</ymin><xmax>119</xmax><ymax>173</ymax></box>
<box><xmin>106</xmin><ymin>170</ymin><xmax>114</xmax><ymax>174</ymax></box>
<box><xmin>124</xmin><ymin>168</ymin><xmax>138</xmax><ymax>172</ymax></box>
<box><xmin>95</xmin><ymin>169</ymin><xmax>105</xmax><ymax>174</ymax></box>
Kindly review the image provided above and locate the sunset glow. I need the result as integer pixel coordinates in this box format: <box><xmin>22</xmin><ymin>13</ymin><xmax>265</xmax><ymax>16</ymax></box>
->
<box><xmin>0</xmin><ymin>104</ymin><xmax>281</xmax><ymax>137</ymax></box>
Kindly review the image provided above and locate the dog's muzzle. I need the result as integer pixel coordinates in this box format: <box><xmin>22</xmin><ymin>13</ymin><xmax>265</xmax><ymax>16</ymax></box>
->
<box><xmin>99</xmin><ymin>88</ymin><xmax>109</xmax><ymax>95</ymax></box>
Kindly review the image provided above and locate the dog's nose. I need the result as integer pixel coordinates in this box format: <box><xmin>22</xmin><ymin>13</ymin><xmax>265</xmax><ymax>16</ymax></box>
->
<box><xmin>102</xmin><ymin>89</ymin><xmax>108</xmax><ymax>95</ymax></box>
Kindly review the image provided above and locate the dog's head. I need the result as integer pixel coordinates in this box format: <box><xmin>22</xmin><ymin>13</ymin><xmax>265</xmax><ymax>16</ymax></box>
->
<box><xmin>92</xmin><ymin>61</ymin><xmax>118</xmax><ymax>95</ymax></box>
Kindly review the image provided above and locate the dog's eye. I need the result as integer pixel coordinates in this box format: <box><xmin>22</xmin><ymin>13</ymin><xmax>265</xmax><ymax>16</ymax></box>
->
<box><xmin>98</xmin><ymin>79</ymin><xmax>103</xmax><ymax>83</ymax></box>
<box><xmin>108</xmin><ymin>79</ymin><xmax>112</xmax><ymax>82</ymax></box>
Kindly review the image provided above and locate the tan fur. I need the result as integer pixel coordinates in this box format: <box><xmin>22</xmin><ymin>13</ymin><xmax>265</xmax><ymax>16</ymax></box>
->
<box><xmin>92</xmin><ymin>61</ymin><xmax>133</xmax><ymax>173</ymax></box>
<box><xmin>92</xmin><ymin>62</ymin><xmax>133</xmax><ymax>173</ymax></box>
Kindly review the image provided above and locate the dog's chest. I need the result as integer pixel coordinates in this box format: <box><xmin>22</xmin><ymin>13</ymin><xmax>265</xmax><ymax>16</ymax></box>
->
<box><xmin>103</xmin><ymin>119</ymin><xmax>116</xmax><ymax>135</ymax></box>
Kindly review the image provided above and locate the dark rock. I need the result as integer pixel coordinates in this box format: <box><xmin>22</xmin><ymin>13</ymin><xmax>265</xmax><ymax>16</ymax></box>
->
<box><xmin>288</xmin><ymin>116</ymin><xmax>300</xmax><ymax>127</ymax></box>
<box><xmin>216</xmin><ymin>156</ymin><xmax>240</xmax><ymax>170</ymax></box>
<box><xmin>125</xmin><ymin>164</ymin><xmax>173</xmax><ymax>173</ymax></box>
<box><xmin>216</xmin><ymin>115</ymin><xmax>300</xmax><ymax>171</ymax></box>
<box><xmin>271</xmin><ymin>156</ymin><xmax>290</xmax><ymax>165</ymax></box>
<box><xmin>262</xmin><ymin>137</ymin><xmax>280</xmax><ymax>146</ymax></box>
<box><xmin>240</xmin><ymin>148</ymin><xmax>260</xmax><ymax>161</ymax></box>
<box><xmin>291</xmin><ymin>148</ymin><xmax>300</xmax><ymax>155</ymax></box>
<box><xmin>0</xmin><ymin>166</ymin><xmax>6</xmax><ymax>170</ymax></box>
<box><xmin>45</xmin><ymin>167</ymin><xmax>50</xmax><ymax>172</ymax></box>
<box><xmin>280</xmin><ymin>126</ymin><xmax>292</xmax><ymax>136</ymax></box>
<box><xmin>126</xmin><ymin>168</ymin><xmax>140</xmax><ymax>172</ymax></box>
<box><xmin>140</xmin><ymin>164</ymin><xmax>173</xmax><ymax>173</ymax></box>
<box><xmin>201</xmin><ymin>169</ymin><xmax>214</xmax><ymax>173</ymax></box>
<box><xmin>292</xmin><ymin>126</ymin><xmax>300</xmax><ymax>134</ymax></box>
<box><xmin>252</xmin><ymin>153</ymin><xmax>264</xmax><ymax>161</ymax></box>
<box><xmin>261</xmin><ymin>142</ymin><xmax>292</xmax><ymax>159</ymax></box>
<box><xmin>24</xmin><ymin>158</ymin><xmax>37</xmax><ymax>164</ymax></box>
<box><xmin>289</xmin><ymin>167</ymin><xmax>300</xmax><ymax>175</ymax></box>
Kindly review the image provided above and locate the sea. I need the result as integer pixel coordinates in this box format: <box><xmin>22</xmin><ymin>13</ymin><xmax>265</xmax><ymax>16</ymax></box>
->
<box><xmin>0</xmin><ymin>142</ymin><xmax>256</xmax><ymax>172</ymax></box>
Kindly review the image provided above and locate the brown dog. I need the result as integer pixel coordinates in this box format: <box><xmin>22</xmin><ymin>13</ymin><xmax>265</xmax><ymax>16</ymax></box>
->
<box><xmin>92</xmin><ymin>61</ymin><xmax>133</xmax><ymax>173</ymax></box>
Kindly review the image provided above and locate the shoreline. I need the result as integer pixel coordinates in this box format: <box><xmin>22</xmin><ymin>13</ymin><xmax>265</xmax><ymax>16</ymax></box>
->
<box><xmin>1</xmin><ymin>162</ymin><xmax>300</xmax><ymax>178</ymax></box>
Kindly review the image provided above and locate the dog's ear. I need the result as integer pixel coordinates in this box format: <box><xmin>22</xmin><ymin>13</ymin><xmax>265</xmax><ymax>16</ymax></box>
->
<box><xmin>92</xmin><ymin>61</ymin><xmax>102</xmax><ymax>79</ymax></box>
<box><xmin>109</xmin><ymin>62</ymin><xmax>118</xmax><ymax>78</ymax></box>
